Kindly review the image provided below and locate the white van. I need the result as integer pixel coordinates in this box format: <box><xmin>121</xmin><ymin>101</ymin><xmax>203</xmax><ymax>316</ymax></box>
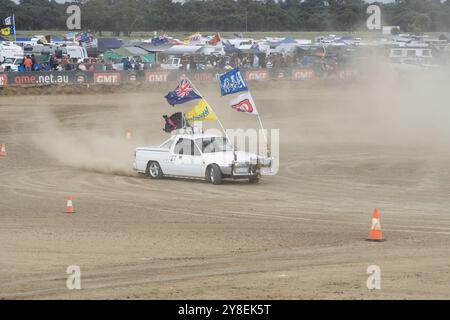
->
<box><xmin>63</xmin><ymin>46</ymin><xmax>88</xmax><ymax>61</ymax></box>
<box><xmin>0</xmin><ymin>43</ymin><xmax>24</xmax><ymax>71</ymax></box>
<box><xmin>0</xmin><ymin>43</ymin><xmax>24</xmax><ymax>62</ymax></box>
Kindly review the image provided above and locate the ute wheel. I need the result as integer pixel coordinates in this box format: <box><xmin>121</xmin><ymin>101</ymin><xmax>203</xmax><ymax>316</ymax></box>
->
<box><xmin>147</xmin><ymin>161</ymin><xmax>163</xmax><ymax>179</ymax></box>
<box><xmin>206</xmin><ymin>164</ymin><xmax>223</xmax><ymax>185</ymax></box>
<box><xmin>249</xmin><ymin>175</ymin><xmax>260</xmax><ymax>184</ymax></box>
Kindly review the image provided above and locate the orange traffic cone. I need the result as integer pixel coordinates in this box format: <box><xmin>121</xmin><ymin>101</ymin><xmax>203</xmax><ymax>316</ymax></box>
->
<box><xmin>0</xmin><ymin>144</ymin><xmax>7</xmax><ymax>157</ymax></box>
<box><xmin>125</xmin><ymin>129</ymin><xmax>132</xmax><ymax>140</ymax></box>
<box><xmin>367</xmin><ymin>208</ymin><xmax>385</xmax><ymax>242</ymax></box>
<box><xmin>66</xmin><ymin>195</ymin><xmax>75</xmax><ymax>214</ymax></box>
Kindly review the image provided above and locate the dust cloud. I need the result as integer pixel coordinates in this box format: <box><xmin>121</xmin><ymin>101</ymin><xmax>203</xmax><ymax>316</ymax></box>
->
<box><xmin>31</xmin><ymin>114</ymin><xmax>137</xmax><ymax>176</ymax></box>
<box><xmin>26</xmin><ymin>64</ymin><xmax>450</xmax><ymax>176</ymax></box>
<box><xmin>330</xmin><ymin>64</ymin><xmax>448</xmax><ymax>146</ymax></box>
<box><xmin>251</xmin><ymin>62</ymin><xmax>450</xmax><ymax>149</ymax></box>
<box><xmin>27</xmin><ymin>94</ymin><xmax>169</xmax><ymax>176</ymax></box>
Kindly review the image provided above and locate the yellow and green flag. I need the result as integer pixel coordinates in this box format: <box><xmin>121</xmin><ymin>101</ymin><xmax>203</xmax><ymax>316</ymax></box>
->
<box><xmin>0</xmin><ymin>26</ymin><xmax>14</xmax><ymax>36</ymax></box>
<box><xmin>185</xmin><ymin>99</ymin><xmax>218</xmax><ymax>121</ymax></box>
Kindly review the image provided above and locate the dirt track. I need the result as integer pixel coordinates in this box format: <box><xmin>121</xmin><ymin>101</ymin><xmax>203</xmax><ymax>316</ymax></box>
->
<box><xmin>1</xmin><ymin>79</ymin><xmax>450</xmax><ymax>299</ymax></box>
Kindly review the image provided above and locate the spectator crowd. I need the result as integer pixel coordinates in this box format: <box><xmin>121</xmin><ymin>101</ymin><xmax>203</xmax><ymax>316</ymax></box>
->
<box><xmin>1</xmin><ymin>50</ymin><xmax>342</xmax><ymax>77</ymax></box>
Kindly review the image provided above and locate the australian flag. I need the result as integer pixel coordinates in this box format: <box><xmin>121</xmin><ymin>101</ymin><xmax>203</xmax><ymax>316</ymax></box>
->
<box><xmin>165</xmin><ymin>79</ymin><xmax>202</xmax><ymax>106</ymax></box>
<box><xmin>219</xmin><ymin>68</ymin><xmax>248</xmax><ymax>96</ymax></box>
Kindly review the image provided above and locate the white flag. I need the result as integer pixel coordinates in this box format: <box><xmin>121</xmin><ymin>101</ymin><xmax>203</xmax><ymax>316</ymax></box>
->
<box><xmin>4</xmin><ymin>16</ymin><xmax>13</xmax><ymax>26</ymax></box>
<box><xmin>229</xmin><ymin>92</ymin><xmax>258</xmax><ymax>115</ymax></box>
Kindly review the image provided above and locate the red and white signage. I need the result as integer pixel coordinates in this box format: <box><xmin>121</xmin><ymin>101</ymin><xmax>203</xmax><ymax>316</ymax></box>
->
<box><xmin>292</xmin><ymin>69</ymin><xmax>314</xmax><ymax>80</ymax></box>
<box><xmin>94</xmin><ymin>73</ymin><xmax>121</xmax><ymax>84</ymax></box>
<box><xmin>245</xmin><ymin>70</ymin><xmax>269</xmax><ymax>81</ymax></box>
<box><xmin>229</xmin><ymin>92</ymin><xmax>258</xmax><ymax>115</ymax></box>
<box><xmin>145</xmin><ymin>71</ymin><xmax>169</xmax><ymax>82</ymax></box>
<box><xmin>194</xmin><ymin>72</ymin><xmax>214</xmax><ymax>82</ymax></box>
<box><xmin>0</xmin><ymin>74</ymin><xmax>8</xmax><ymax>86</ymax></box>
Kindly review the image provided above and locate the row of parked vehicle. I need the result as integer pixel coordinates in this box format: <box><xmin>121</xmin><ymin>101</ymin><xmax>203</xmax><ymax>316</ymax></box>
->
<box><xmin>0</xmin><ymin>41</ymin><xmax>88</xmax><ymax>72</ymax></box>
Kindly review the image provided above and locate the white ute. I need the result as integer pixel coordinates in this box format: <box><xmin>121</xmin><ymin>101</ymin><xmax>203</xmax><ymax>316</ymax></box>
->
<box><xmin>134</xmin><ymin>131</ymin><xmax>272</xmax><ymax>184</ymax></box>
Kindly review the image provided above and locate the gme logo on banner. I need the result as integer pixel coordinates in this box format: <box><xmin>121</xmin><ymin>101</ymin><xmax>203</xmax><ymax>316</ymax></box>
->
<box><xmin>292</xmin><ymin>69</ymin><xmax>314</xmax><ymax>80</ymax></box>
<box><xmin>145</xmin><ymin>72</ymin><xmax>169</xmax><ymax>82</ymax></box>
<box><xmin>0</xmin><ymin>74</ymin><xmax>7</xmax><ymax>86</ymax></box>
<box><xmin>194</xmin><ymin>72</ymin><xmax>214</xmax><ymax>82</ymax></box>
<box><xmin>245</xmin><ymin>70</ymin><xmax>269</xmax><ymax>81</ymax></box>
<box><xmin>94</xmin><ymin>73</ymin><xmax>121</xmax><ymax>84</ymax></box>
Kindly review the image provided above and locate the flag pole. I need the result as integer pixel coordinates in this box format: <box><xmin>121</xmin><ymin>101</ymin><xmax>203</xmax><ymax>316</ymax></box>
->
<box><xmin>255</xmin><ymin>104</ymin><xmax>270</xmax><ymax>157</ymax></box>
<box><xmin>13</xmin><ymin>14</ymin><xmax>16</xmax><ymax>42</ymax></box>
<box><xmin>257</xmin><ymin>112</ymin><xmax>268</xmax><ymax>143</ymax></box>
<box><xmin>185</xmin><ymin>76</ymin><xmax>229</xmax><ymax>137</ymax></box>
<box><xmin>185</xmin><ymin>76</ymin><xmax>237</xmax><ymax>159</ymax></box>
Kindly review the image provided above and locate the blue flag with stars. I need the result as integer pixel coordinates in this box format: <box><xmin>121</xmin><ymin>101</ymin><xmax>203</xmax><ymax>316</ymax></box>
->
<box><xmin>165</xmin><ymin>79</ymin><xmax>202</xmax><ymax>106</ymax></box>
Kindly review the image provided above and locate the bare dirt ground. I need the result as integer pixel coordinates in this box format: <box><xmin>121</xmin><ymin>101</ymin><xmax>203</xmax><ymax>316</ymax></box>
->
<box><xmin>1</xmin><ymin>77</ymin><xmax>450</xmax><ymax>299</ymax></box>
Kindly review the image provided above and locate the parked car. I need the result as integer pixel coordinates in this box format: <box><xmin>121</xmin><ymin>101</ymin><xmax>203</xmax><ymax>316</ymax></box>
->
<box><xmin>1</xmin><ymin>57</ymin><xmax>21</xmax><ymax>71</ymax></box>
<box><xmin>161</xmin><ymin>57</ymin><xmax>182</xmax><ymax>70</ymax></box>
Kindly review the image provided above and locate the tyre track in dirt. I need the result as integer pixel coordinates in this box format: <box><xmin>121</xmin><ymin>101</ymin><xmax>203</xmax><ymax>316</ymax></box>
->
<box><xmin>2</xmin><ymin>90</ymin><xmax>450</xmax><ymax>299</ymax></box>
<box><xmin>2</xmin><ymin>164</ymin><xmax>450</xmax><ymax>237</ymax></box>
<box><xmin>1</xmin><ymin>244</ymin><xmax>446</xmax><ymax>299</ymax></box>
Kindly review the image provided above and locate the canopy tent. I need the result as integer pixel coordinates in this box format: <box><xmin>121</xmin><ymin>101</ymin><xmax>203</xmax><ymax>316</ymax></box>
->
<box><xmin>103</xmin><ymin>50</ymin><xmax>126</xmax><ymax>61</ymax></box>
<box><xmin>223</xmin><ymin>42</ymin><xmax>241</xmax><ymax>54</ymax></box>
<box><xmin>139</xmin><ymin>54</ymin><xmax>155</xmax><ymax>63</ymax></box>
<box><xmin>162</xmin><ymin>45</ymin><xmax>202</xmax><ymax>55</ymax></box>
<box><xmin>103</xmin><ymin>46</ymin><xmax>156</xmax><ymax>63</ymax></box>
<box><xmin>97</xmin><ymin>38</ymin><xmax>123</xmax><ymax>53</ymax></box>
<box><xmin>128</xmin><ymin>46</ymin><xmax>154</xmax><ymax>56</ymax></box>
<box><xmin>137</xmin><ymin>43</ymin><xmax>173</xmax><ymax>53</ymax></box>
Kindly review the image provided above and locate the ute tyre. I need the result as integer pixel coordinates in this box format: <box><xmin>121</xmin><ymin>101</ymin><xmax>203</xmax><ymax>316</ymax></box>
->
<box><xmin>207</xmin><ymin>164</ymin><xmax>223</xmax><ymax>185</ymax></box>
<box><xmin>147</xmin><ymin>161</ymin><xmax>163</xmax><ymax>179</ymax></box>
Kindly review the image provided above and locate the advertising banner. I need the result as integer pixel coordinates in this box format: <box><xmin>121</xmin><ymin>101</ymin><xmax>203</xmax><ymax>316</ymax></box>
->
<box><xmin>93</xmin><ymin>72</ymin><xmax>121</xmax><ymax>84</ymax></box>
<box><xmin>0</xmin><ymin>73</ymin><xmax>7</xmax><ymax>87</ymax></box>
<box><xmin>244</xmin><ymin>69</ymin><xmax>270</xmax><ymax>81</ymax></box>
<box><xmin>292</xmin><ymin>69</ymin><xmax>315</xmax><ymax>80</ymax></box>
<box><xmin>145</xmin><ymin>71</ymin><xmax>170</xmax><ymax>82</ymax></box>
<box><xmin>5</xmin><ymin>72</ymin><xmax>94</xmax><ymax>86</ymax></box>
<box><xmin>0</xmin><ymin>68</ymin><xmax>348</xmax><ymax>88</ymax></box>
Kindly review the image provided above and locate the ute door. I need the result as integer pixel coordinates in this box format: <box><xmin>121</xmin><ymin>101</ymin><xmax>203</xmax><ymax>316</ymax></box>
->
<box><xmin>164</xmin><ymin>137</ymin><xmax>185</xmax><ymax>176</ymax></box>
<box><xmin>173</xmin><ymin>138</ymin><xmax>205</xmax><ymax>177</ymax></box>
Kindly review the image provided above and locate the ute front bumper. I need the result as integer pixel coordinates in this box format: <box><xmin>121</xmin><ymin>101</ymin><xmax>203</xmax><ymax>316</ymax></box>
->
<box><xmin>221</xmin><ymin>161</ymin><xmax>271</xmax><ymax>179</ymax></box>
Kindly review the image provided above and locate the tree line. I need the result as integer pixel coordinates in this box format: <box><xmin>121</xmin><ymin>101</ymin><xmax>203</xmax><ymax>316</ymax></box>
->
<box><xmin>1</xmin><ymin>0</ymin><xmax>449</xmax><ymax>35</ymax></box>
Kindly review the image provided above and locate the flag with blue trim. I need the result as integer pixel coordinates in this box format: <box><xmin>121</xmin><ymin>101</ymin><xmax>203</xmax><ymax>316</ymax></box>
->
<box><xmin>219</xmin><ymin>68</ymin><xmax>248</xmax><ymax>96</ymax></box>
<box><xmin>165</xmin><ymin>79</ymin><xmax>202</xmax><ymax>106</ymax></box>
